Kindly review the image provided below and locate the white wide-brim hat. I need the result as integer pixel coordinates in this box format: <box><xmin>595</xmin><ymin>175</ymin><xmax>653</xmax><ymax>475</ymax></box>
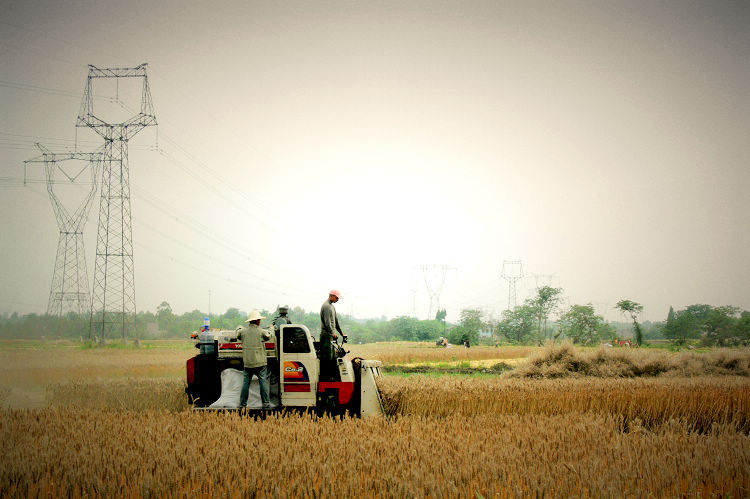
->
<box><xmin>245</xmin><ymin>310</ymin><xmax>265</xmax><ymax>322</ymax></box>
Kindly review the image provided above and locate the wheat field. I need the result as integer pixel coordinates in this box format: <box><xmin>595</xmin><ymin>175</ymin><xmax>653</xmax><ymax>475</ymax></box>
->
<box><xmin>1</xmin><ymin>407</ymin><xmax>748</xmax><ymax>497</ymax></box>
<box><xmin>1</xmin><ymin>341</ymin><xmax>749</xmax><ymax>497</ymax></box>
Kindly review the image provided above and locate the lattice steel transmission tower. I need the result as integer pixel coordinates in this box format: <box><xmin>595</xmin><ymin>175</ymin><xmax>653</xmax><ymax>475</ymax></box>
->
<box><xmin>421</xmin><ymin>264</ymin><xmax>453</xmax><ymax>320</ymax></box>
<box><xmin>24</xmin><ymin>144</ymin><xmax>101</xmax><ymax>316</ymax></box>
<box><xmin>76</xmin><ymin>64</ymin><xmax>157</xmax><ymax>340</ymax></box>
<box><xmin>409</xmin><ymin>268</ymin><xmax>419</xmax><ymax>318</ymax></box>
<box><xmin>530</xmin><ymin>273</ymin><xmax>557</xmax><ymax>290</ymax></box>
<box><xmin>501</xmin><ymin>260</ymin><xmax>523</xmax><ymax>310</ymax></box>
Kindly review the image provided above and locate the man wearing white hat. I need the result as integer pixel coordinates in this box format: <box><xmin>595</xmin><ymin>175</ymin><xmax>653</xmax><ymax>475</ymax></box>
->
<box><xmin>319</xmin><ymin>289</ymin><xmax>347</xmax><ymax>381</ymax></box>
<box><xmin>237</xmin><ymin>310</ymin><xmax>272</xmax><ymax>409</ymax></box>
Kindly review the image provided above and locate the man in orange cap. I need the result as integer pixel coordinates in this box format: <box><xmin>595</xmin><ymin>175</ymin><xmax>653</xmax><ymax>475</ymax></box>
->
<box><xmin>319</xmin><ymin>289</ymin><xmax>346</xmax><ymax>381</ymax></box>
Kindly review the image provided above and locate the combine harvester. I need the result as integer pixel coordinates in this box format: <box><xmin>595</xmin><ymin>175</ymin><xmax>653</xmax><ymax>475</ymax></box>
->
<box><xmin>186</xmin><ymin>324</ymin><xmax>384</xmax><ymax>417</ymax></box>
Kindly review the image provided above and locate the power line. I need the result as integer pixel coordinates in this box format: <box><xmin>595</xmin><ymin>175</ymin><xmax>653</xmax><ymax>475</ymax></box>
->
<box><xmin>108</xmin><ymin>93</ymin><xmax>283</xmax><ymax>235</ymax></box>
<box><xmin>131</xmin><ymin>185</ymin><xmax>281</xmax><ymax>276</ymax></box>
<box><xmin>0</xmin><ymin>79</ymin><xmax>121</xmax><ymax>102</ymax></box>
<box><xmin>33</xmin><ymin>162</ymin><xmax>312</xmax><ymax>299</ymax></box>
<box><xmin>0</xmin><ymin>131</ymin><xmax>156</xmax><ymax>151</ymax></box>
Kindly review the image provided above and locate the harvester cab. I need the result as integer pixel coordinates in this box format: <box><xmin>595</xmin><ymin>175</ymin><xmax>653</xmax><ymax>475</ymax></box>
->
<box><xmin>186</xmin><ymin>323</ymin><xmax>384</xmax><ymax>417</ymax></box>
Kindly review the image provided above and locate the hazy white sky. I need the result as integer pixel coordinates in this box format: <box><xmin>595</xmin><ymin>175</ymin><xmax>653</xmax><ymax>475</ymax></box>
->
<box><xmin>1</xmin><ymin>0</ymin><xmax>748</xmax><ymax>323</ymax></box>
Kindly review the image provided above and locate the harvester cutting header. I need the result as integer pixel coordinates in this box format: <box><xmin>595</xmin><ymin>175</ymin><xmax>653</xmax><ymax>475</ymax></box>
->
<box><xmin>186</xmin><ymin>290</ymin><xmax>385</xmax><ymax>417</ymax></box>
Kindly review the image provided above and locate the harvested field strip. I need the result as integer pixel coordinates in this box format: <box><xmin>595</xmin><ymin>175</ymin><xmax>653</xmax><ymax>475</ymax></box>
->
<box><xmin>381</xmin><ymin>361</ymin><xmax>514</xmax><ymax>375</ymax></box>
<box><xmin>1</xmin><ymin>409</ymin><xmax>748</xmax><ymax>498</ymax></box>
<box><xmin>3</xmin><ymin>365</ymin><xmax>184</xmax><ymax>387</ymax></box>
<box><xmin>47</xmin><ymin>378</ymin><xmax>188</xmax><ymax>412</ymax></box>
<box><xmin>0</xmin><ymin>347</ymin><xmax>192</xmax><ymax>395</ymax></box>
<box><xmin>378</xmin><ymin>376</ymin><xmax>750</xmax><ymax>432</ymax></box>
<box><xmin>0</xmin><ymin>347</ymin><xmax>193</xmax><ymax>371</ymax></box>
<box><xmin>347</xmin><ymin>343</ymin><xmax>535</xmax><ymax>364</ymax></box>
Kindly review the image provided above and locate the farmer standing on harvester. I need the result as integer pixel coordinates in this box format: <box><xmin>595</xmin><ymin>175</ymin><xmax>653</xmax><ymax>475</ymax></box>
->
<box><xmin>320</xmin><ymin>289</ymin><xmax>347</xmax><ymax>381</ymax></box>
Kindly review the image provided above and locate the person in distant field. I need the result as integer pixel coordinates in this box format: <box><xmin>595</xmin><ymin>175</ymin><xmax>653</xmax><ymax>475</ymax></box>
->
<box><xmin>320</xmin><ymin>289</ymin><xmax>347</xmax><ymax>381</ymax></box>
<box><xmin>464</xmin><ymin>338</ymin><xmax>471</xmax><ymax>348</ymax></box>
<box><xmin>237</xmin><ymin>310</ymin><xmax>272</xmax><ymax>409</ymax></box>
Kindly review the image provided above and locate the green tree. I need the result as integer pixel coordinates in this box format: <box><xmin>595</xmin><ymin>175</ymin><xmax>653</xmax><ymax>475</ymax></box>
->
<box><xmin>684</xmin><ymin>304</ymin><xmax>712</xmax><ymax>323</ymax></box>
<box><xmin>448</xmin><ymin>309</ymin><xmax>482</xmax><ymax>345</ymax></box>
<box><xmin>224</xmin><ymin>307</ymin><xmax>241</xmax><ymax>320</ymax></box>
<box><xmin>666</xmin><ymin>306</ymin><xmax>676</xmax><ymax>325</ymax></box>
<box><xmin>156</xmin><ymin>301</ymin><xmax>174</xmax><ymax>332</ymax></box>
<box><xmin>703</xmin><ymin>306</ymin><xmax>740</xmax><ymax>346</ymax></box>
<box><xmin>447</xmin><ymin>325</ymin><xmax>465</xmax><ymax>345</ymax></box>
<box><xmin>496</xmin><ymin>304</ymin><xmax>536</xmax><ymax>344</ymax></box>
<box><xmin>390</xmin><ymin>316</ymin><xmax>418</xmax><ymax>341</ymax></box>
<box><xmin>616</xmin><ymin>299</ymin><xmax>644</xmax><ymax>346</ymax></box>
<box><xmin>530</xmin><ymin>286</ymin><xmax>564</xmax><ymax>345</ymax></box>
<box><xmin>659</xmin><ymin>305</ymin><xmax>676</xmax><ymax>341</ymax></box>
<box><xmin>414</xmin><ymin>320</ymin><xmax>443</xmax><ymax>341</ymax></box>
<box><xmin>597</xmin><ymin>321</ymin><xmax>617</xmax><ymax>342</ymax></box>
<box><xmin>663</xmin><ymin>309</ymin><xmax>701</xmax><ymax>345</ymax></box>
<box><xmin>558</xmin><ymin>304</ymin><xmax>607</xmax><ymax>345</ymax></box>
<box><xmin>289</xmin><ymin>307</ymin><xmax>320</xmax><ymax>335</ymax></box>
<box><xmin>434</xmin><ymin>308</ymin><xmax>448</xmax><ymax>339</ymax></box>
<box><xmin>460</xmin><ymin>309</ymin><xmax>482</xmax><ymax>343</ymax></box>
<box><xmin>664</xmin><ymin>304</ymin><xmax>744</xmax><ymax>347</ymax></box>
<box><xmin>735</xmin><ymin>311</ymin><xmax>750</xmax><ymax>346</ymax></box>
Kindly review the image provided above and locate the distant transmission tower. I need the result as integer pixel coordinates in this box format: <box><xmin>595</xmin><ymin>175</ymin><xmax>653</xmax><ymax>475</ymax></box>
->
<box><xmin>24</xmin><ymin>144</ymin><xmax>101</xmax><ymax>316</ymax></box>
<box><xmin>530</xmin><ymin>273</ymin><xmax>557</xmax><ymax>290</ymax></box>
<box><xmin>501</xmin><ymin>260</ymin><xmax>523</xmax><ymax>310</ymax></box>
<box><xmin>409</xmin><ymin>269</ymin><xmax>419</xmax><ymax>318</ymax></box>
<box><xmin>421</xmin><ymin>265</ymin><xmax>453</xmax><ymax>320</ymax></box>
<box><xmin>593</xmin><ymin>302</ymin><xmax>610</xmax><ymax>321</ymax></box>
<box><xmin>77</xmin><ymin>64</ymin><xmax>157</xmax><ymax>340</ymax></box>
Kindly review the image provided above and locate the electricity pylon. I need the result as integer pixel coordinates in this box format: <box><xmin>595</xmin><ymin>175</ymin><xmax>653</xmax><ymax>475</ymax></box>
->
<box><xmin>501</xmin><ymin>260</ymin><xmax>523</xmax><ymax>310</ymax></box>
<box><xmin>24</xmin><ymin>144</ymin><xmax>101</xmax><ymax>316</ymax></box>
<box><xmin>409</xmin><ymin>269</ymin><xmax>419</xmax><ymax>318</ymax></box>
<box><xmin>593</xmin><ymin>302</ymin><xmax>610</xmax><ymax>321</ymax></box>
<box><xmin>421</xmin><ymin>264</ymin><xmax>453</xmax><ymax>320</ymax></box>
<box><xmin>76</xmin><ymin>63</ymin><xmax>157</xmax><ymax>340</ymax></box>
<box><xmin>530</xmin><ymin>273</ymin><xmax>557</xmax><ymax>290</ymax></box>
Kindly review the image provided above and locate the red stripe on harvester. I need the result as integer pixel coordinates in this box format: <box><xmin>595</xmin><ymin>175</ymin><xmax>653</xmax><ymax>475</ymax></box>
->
<box><xmin>284</xmin><ymin>383</ymin><xmax>311</xmax><ymax>393</ymax></box>
<box><xmin>318</xmin><ymin>381</ymin><xmax>355</xmax><ymax>404</ymax></box>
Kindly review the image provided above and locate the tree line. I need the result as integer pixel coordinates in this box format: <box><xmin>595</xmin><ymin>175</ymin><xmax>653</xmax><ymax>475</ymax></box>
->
<box><xmin>1</xmin><ymin>290</ymin><xmax>748</xmax><ymax>347</ymax></box>
<box><xmin>493</xmin><ymin>287</ymin><xmax>749</xmax><ymax>347</ymax></box>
